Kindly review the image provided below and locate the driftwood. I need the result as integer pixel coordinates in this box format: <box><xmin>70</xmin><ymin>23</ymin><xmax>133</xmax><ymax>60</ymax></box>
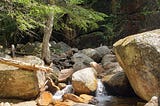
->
<box><xmin>0</xmin><ymin>57</ymin><xmax>53</xmax><ymax>72</ymax></box>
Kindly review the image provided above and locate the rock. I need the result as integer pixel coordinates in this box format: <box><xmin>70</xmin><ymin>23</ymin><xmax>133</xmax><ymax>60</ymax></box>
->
<box><xmin>58</xmin><ymin>68</ymin><xmax>74</xmax><ymax>82</ymax></box>
<box><xmin>45</xmin><ymin>78</ymin><xmax>60</xmax><ymax>94</ymax></box>
<box><xmin>75</xmin><ymin>32</ymin><xmax>106</xmax><ymax>49</ymax></box>
<box><xmin>101</xmin><ymin>54</ymin><xmax>117</xmax><ymax>70</ymax></box>
<box><xmin>58</xmin><ymin>83</ymin><xmax>67</xmax><ymax>90</ymax></box>
<box><xmin>0</xmin><ymin>56</ymin><xmax>46</xmax><ymax>100</ymax></box>
<box><xmin>46</xmin><ymin>65</ymin><xmax>60</xmax><ymax>82</ymax></box>
<box><xmin>73</xmin><ymin>62</ymin><xmax>88</xmax><ymax>72</ymax></box>
<box><xmin>3</xmin><ymin>103</ymin><xmax>10</xmax><ymax>106</ymax></box>
<box><xmin>101</xmin><ymin>54</ymin><xmax>123</xmax><ymax>75</ymax></box>
<box><xmin>72</xmin><ymin>68</ymin><xmax>97</xmax><ymax>94</ymax></box>
<box><xmin>113</xmin><ymin>29</ymin><xmax>160</xmax><ymax>101</ymax></box>
<box><xmin>63</xmin><ymin>94</ymin><xmax>84</xmax><ymax>103</ymax></box>
<box><xmin>14</xmin><ymin>55</ymin><xmax>44</xmax><ymax>66</ymax></box>
<box><xmin>90</xmin><ymin>62</ymin><xmax>104</xmax><ymax>74</ymax></box>
<box><xmin>144</xmin><ymin>96</ymin><xmax>158</xmax><ymax>106</ymax></box>
<box><xmin>95</xmin><ymin>46</ymin><xmax>111</xmax><ymax>57</ymax></box>
<box><xmin>37</xmin><ymin>91</ymin><xmax>53</xmax><ymax>106</ymax></box>
<box><xmin>50</xmin><ymin>42</ymin><xmax>71</xmax><ymax>54</ymax></box>
<box><xmin>12</xmin><ymin>101</ymin><xmax>37</xmax><ymax>106</ymax></box>
<box><xmin>54</xmin><ymin>100</ymin><xmax>76</xmax><ymax>106</ymax></box>
<box><xmin>52</xmin><ymin>85</ymin><xmax>73</xmax><ymax>102</ymax></box>
<box><xmin>73</xmin><ymin>103</ymin><xmax>95</xmax><ymax>106</ymax></box>
<box><xmin>79</xmin><ymin>94</ymin><xmax>94</xmax><ymax>104</ymax></box>
<box><xmin>72</xmin><ymin>53</ymin><xmax>94</xmax><ymax>66</ymax></box>
<box><xmin>16</xmin><ymin>42</ymin><xmax>42</xmax><ymax>57</ymax></box>
<box><xmin>81</xmin><ymin>48</ymin><xmax>101</xmax><ymax>62</ymax></box>
<box><xmin>102</xmin><ymin>72</ymin><xmax>135</xmax><ymax>96</ymax></box>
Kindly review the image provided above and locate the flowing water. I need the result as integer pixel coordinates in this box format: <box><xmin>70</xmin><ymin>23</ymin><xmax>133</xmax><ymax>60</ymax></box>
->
<box><xmin>52</xmin><ymin>85</ymin><xmax>73</xmax><ymax>101</ymax></box>
<box><xmin>95</xmin><ymin>79</ymin><xmax>145</xmax><ymax>106</ymax></box>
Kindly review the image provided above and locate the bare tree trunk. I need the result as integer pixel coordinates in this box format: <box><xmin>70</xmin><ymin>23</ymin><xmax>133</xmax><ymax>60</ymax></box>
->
<box><xmin>42</xmin><ymin>12</ymin><xmax>54</xmax><ymax>64</ymax></box>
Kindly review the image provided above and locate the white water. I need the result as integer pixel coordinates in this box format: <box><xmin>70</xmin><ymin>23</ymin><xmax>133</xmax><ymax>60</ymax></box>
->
<box><xmin>52</xmin><ymin>85</ymin><xmax>73</xmax><ymax>101</ymax></box>
<box><xmin>96</xmin><ymin>79</ymin><xmax>112</xmax><ymax>103</ymax></box>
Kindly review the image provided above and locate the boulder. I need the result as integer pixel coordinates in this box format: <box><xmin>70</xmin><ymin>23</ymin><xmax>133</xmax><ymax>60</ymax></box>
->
<box><xmin>63</xmin><ymin>94</ymin><xmax>84</xmax><ymax>103</ymax></box>
<box><xmin>72</xmin><ymin>53</ymin><xmax>94</xmax><ymax>65</ymax></box>
<box><xmin>12</xmin><ymin>101</ymin><xmax>37</xmax><ymax>106</ymax></box>
<box><xmin>144</xmin><ymin>96</ymin><xmax>158</xmax><ymax>106</ymax></box>
<box><xmin>101</xmin><ymin>54</ymin><xmax>123</xmax><ymax>75</ymax></box>
<box><xmin>113</xmin><ymin>29</ymin><xmax>160</xmax><ymax>101</ymax></box>
<box><xmin>0</xmin><ymin>56</ymin><xmax>46</xmax><ymax>100</ymax></box>
<box><xmin>101</xmin><ymin>54</ymin><xmax>117</xmax><ymax>70</ymax></box>
<box><xmin>72</xmin><ymin>68</ymin><xmax>97</xmax><ymax>94</ymax></box>
<box><xmin>58</xmin><ymin>68</ymin><xmax>74</xmax><ymax>82</ymax></box>
<box><xmin>95</xmin><ymin>46</ymin><xmax>111</xmax><ymax>58</ymax></box>
<box><xmin>81</xmin><ymin>48</ymin><xmax>101</xmax><ymax>62</ymax></box>
<box><xmin>90</xmin><ymin>62</ymin><xmax>104</xmax><ymax>74</ymax></box>
<box><xmin>102</xmin><ymin>72</ymin><xmax>135</xmax><ymax>96</ymax></box>
<box><xmin>73</xmin><ymin>62</ymin><xmax>88</xmax><ymax>72</ymax></box>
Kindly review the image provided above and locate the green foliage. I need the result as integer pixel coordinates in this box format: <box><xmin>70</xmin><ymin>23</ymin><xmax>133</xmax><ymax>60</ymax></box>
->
<box><xmin>0</xmin><ymin>0</ymin><xmax>107</xmax><ymax>46</ymax></box>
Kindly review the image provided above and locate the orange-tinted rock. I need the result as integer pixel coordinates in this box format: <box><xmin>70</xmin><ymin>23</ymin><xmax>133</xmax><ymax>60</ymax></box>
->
<box><xmin>80</xmin><ymin>94</ymin><xmax>93</xmax><ymax>103</ymax></box>
<box><xmin>37</xmin><ymin>91</ymin><xmax>53</xmax><ymax>106</ymax></box>
<box><xmin>63</xmin><ymin>93</ymin><xmax>84</xmax><ymax>103</ymax></box>
<box><xmin>54</xmin><ymin>100</ymin><xmax>76</xmax><ymax>106</ymax></box>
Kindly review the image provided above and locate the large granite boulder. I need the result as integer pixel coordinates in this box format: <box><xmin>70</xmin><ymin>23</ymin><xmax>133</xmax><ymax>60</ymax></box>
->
<box><xmin>0</xmin><ymin>56</ymin><xmax>46</xmax><ymax>100</ymax></box>
<box><xmin>113</xmin><ymin>29</ymin><xmax>160</xmax><ymax>101</ymax></box>
<box><xmin>72</xmin><ymin>68</ymin><xmax>97</xmax><ymax>94</ymax></box>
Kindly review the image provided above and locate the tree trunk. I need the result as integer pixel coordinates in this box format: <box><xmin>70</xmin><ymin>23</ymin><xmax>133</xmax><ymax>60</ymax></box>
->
<box><xmin>42</xmin><ymin>12</ymin><xmax>54</xmax><ymax>64</ymax></box>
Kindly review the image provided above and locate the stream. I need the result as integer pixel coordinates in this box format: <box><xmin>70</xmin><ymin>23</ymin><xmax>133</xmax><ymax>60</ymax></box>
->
<box><xmin>95</xmin><ymin>79</ymin><xmax>145</xmax><ymax>106</ymax></box>
<box><xmin>52</xmin><ymin>79</ymin><xmax>145</xmax><ymax>106</ymax></box>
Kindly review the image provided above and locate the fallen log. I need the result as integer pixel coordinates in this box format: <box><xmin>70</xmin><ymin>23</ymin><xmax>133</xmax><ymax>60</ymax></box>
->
<box><xmin>0</xmin><ymin>57</ymin><xmax>53</xmax><ymax>72</ymax></box>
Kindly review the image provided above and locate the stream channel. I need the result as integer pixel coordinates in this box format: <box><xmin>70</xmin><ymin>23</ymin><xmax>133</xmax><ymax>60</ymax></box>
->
<box><xmin>95</xmin><ymin>79</ymin><xmax>145</xmax><ymax>106</ymax></box>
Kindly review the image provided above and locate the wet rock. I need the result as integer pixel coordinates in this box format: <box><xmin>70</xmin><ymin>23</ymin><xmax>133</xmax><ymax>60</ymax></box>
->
<box><xmin>63</xmin><ymin>94</ymin><xmax>84</xmax><ymax>103</ymax></box>
<box><xmin>72</xmin><ymin>68</ymin><xmax>97</xmax><ymax>94</ymax></box>
<box><xmin>79</xmin><ymin>94</ymin><xmax>94</xmax><ymax>104</ymax></box>
<box><xmin>144</xmin><ymin>96</ymin><xmax>158</xmax><ymax>106</ymax></box>
<box><xmin>58</xmin><ymin>68</ymin><xmax>74</xmax><ymax>82</ymax></box>
<box><xmin>81</xmin><ymin>48</ymin><xmax>101</xmax><ymax>62</ymax></box>
<box><xmin>102</xmin><ymin>72</ymin><xmax>135</xmax><ymax>96</ymax></box>
<box><xmin>113</xmin><ymin>29</ymin><xmax>160</xmax><ymax>101</ymax></box>
<box><xmin>54</xmin><ymin>100</ymin><xmax>76</xmax><ymax>106</ymax></box>
<box><xmin>37</xmin><ymin>91</ymin><xmax>53</xmax><ymax>106</ymax></box>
